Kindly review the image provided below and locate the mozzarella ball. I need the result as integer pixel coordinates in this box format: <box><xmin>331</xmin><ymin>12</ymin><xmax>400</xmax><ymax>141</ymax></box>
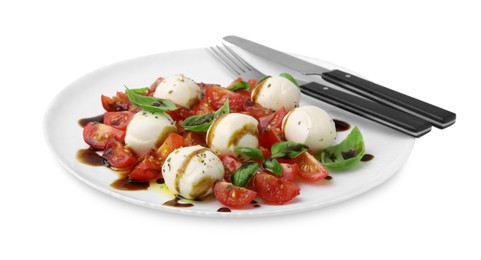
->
<box><xmin>162</xmin><ymin>146</ymin><xmax>225</xmax><ymax>200</ymax></box>
<box><xmin>282</xmin><ymin>106</ymin><xmax>336</xmax><ymax>153</ymax></box>
<box><xmin>124</xmin><ymin>111</ymin><xmax>177</xmax><ymax>156</ymax></box>
<box><xmin>251</xmin><ymin>76</ymin><xmax>301</xmax><ymax>111</ymax></box>
<box><xmin>206</xmin><ymin>113</ymin><xmax>259</xmax><ymax>157</ymax></box>
<box><xmin>153</xmin><ymin>74</ymin><xmax>201</xmax><ymax>108</ymax></box>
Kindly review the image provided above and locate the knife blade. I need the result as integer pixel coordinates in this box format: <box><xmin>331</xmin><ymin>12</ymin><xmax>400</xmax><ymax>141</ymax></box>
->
<box><xmin>224</xmin><ymin>35</ymin><xmax>456</xmax><ymax>129</ymax></box>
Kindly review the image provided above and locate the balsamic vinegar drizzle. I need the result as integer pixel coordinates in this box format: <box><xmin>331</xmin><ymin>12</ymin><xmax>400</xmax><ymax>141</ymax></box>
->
<box><xmin>111</xmin><ymin>175</ymin><xmax>150</xmax><ymax>191</ymax></box>
<box><xmin>76</xmin><ymin>148</ymin><xmax>109</xmax><ymax>166</ymax></box>
<box><xmin>333</xmin><ymin>119</ymin><xmax>350</xmax><ymax>132</ymax></box>
<box><xmin>163</xmin><ymin>195</ymin><xmax>194</xmax><ymax>208</ymax></box>
<box><xmin>78</xmin><ymin>114</ymin><xmax>104</xmax><ymax>127</ymax></box>
<box><xmin>361</xmin><ymin>154</ymin><xmax>375</xmax><ymax>162</ymax></box>
<box><xmin>217</xmin><ymin>207</ymin><xmax>231</xmax><ymax>212</ymax></box>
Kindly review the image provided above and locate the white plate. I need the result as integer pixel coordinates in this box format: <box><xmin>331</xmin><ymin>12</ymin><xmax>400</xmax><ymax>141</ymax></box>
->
<box><xmin>44</xmin><ymin>47</ymin><xmax>414</xmax><ymax>218</ymax></box>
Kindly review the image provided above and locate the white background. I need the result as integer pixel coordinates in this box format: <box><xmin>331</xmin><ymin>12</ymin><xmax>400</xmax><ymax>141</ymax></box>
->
<box><xmin>1</xmin><ymin>1</ymin><xmax>479</xmax><ymax>259</ymax></box>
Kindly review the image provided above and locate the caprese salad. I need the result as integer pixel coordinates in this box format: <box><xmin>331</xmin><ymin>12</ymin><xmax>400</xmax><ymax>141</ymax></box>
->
<box><xmin>80</xmin><ymin>73</ymin><xmax>367</xmax><ymax>209</ymax></box>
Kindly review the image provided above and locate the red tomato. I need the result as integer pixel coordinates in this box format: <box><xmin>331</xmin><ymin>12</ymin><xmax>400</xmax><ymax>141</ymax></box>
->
<box><xmin>292</xmin><ymin>152</ymin><xmax>329</xmax><ymax>182</ymax></box>
<box><xmin>259</xmin><ymin>128</ymin><xmax>285</xmax><ymax>150</ymax></box>
<box><xmin>214</xmin><ymin>181</ymin><xmax>257</xmax><ymax>208</ymax></box>
<box><xmin>102</xmin><ymin>138</ymin><xmax>137</xmax><ymax>168</ymax></box>
<box><xmin>242</xmin><ymin>101</ymin><xmax>273</xmax><ymax>120</ymax></box>
<box><xmin>194</xmin><ymin>101</ymin><xmax>214</xmax><ymax>115</ymax></box>
<box><xmin>128</xmin><ymin>149</ymin><xmax>163</xmax><ymax>182</ymax></box>
<box><xmin>101</xmin><ymin>94</ymin><xmax>130</xmax><ymax>112</ymax></box>
<box><xmin>280</xmin><ymin>163</ymin><xmax>299</xmax><ymax>182</ymax></box>
<box><xmin>103</xmin><ymin>111</ymin><xmax>134</xmax><ymax>130</ymax></box>
<box><xmin>259</xmin><ymin>107</ymin><xmax>287</xmax><ymax>131</ymax></box>
<box><xmin>253</xmin><ymin>172</ymin><xmax>300</xmax><ymax>205</ymax></box>
<box><xmin>156</xmin><ymin>133</ymin><xmax>184</xmax><ymax>159</ymax></box>
<box><xmin>82</xmin><ymin>122</ymin><xmax>125</xmax><ymax>150</ymax></box>
<box><xmin>205</xmin><ymin>85</ymin><xmax>248</xmax><ymax>111</ymax></box>
<box><xmin>259</xmin><ymin>146</ymin><xmax>271</xmax><ymax>158</ymax></box>
<box><xmin>183</xmin><ymin>131</ymin><xmax>206</xmax><ymax>147</ymax></box>
<box><xmin>248</xmin><ymin>79</ymin><xmax>257</xmax><ymax>89</ymax></box>
<box><xmin>219</xmin><ymin>155</ymin><xmax>242</xmax><ymax>182</ymax></box>
<box><xmin>148</xmin><ymin>77</ymin><xmax>164</xmax><ymax>96</ymax></box>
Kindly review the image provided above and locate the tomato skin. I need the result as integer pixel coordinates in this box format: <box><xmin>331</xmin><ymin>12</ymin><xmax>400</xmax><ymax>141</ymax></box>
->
<box><xmin>103</xmin><ymin>138</ymin><xmax>137</xmax><ymax>168</ymax></box>
<box><xmin>259</xmin><ymin>146</ymin><xmax>271</xmax><ymax>159</ymax></box>
<box><xmin>128</xmin><ymin>149</ymin><xmax>163</xmax><ymax>182</ymax></box>
<box><xmin>128</xmin><ymin>133</ymin><xmax>183</xmax><ymax>182</ymax></box>
<box><xmin>193</xmin><ymin>100</ymin><xmax>215</xmax><ymax>115</ymax></box>
<box><xmin>101</xmin><ymin>94</ymin><xmax>130</xmax><ymax>112</ymax></box>
<box><xmin>253</xmin><ymin>172</ymin><xmax>300</xmax><ymax>205</ymax></box>
<box><xmin>156</xmin><ymin>133</ymin><xmax>184</xmax><ymax>159</ymax></box>
<box><xmin>280</xmin><ymin>163</ymin><xmax>299</xmax><ymax>182</ymax></box>
<box><xmin>103</xmin><ymin>111</ymin><xmax>134</xmax><ymax>130</ymax></box>
<box><xmin>292</xmin><ymin>152</ymin><xmax>329</xmax><ymax>182</ymax></box>
<box><xmin>82</xmin><ymin>122</ymin><xmax>125</xmax><ymax>150</ymax></box>
<box><xmin>219</xmin><ymin>155</ymin><xmax>242</xmax><ymax>182</ymax></box>
<box><xmin>259</xmin><ymin>107</ymin><xmax>287</xmax><ymax>131</ymax></box>
<box><xmin>259</xmin><ymin>128</ymin><xmax>285</xmax><ymax>150</ymax></box>
<box><xmin>182</xmin><ymin>131</ymin><xmax>206</xmax><ymax>147</ymax></box>
<box><xmin>214</xmin><ymin>181</ymin><xmax>257</xmax><ymax>208</ymax></box>
<box><xmin>205</xmin><ymin>85</ymin><xmax>248</xmax><ymax>111</ymax></box>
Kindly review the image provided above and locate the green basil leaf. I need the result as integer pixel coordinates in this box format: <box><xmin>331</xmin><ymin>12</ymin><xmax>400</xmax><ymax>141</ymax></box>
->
<box><xmin>256</xmin><ymin>76</ymin><xmax>271</xmax><ymax>86</ymax></box>
<box><xmin>214</xmin><ymin>99</ymin><xmax>230</xmax><ymax>117</ymax></box>
<box><xmin>228</xmin><ymin>81</ymin><xmax>251</xmax><ymax>92</ymax></box>
<box><xmin>182</xmin><ymin>99</ymin><xmax>229</xmax><ymax>132</ymax></box>
<box><xmin>182</xmin><ymin>113</ymin><xmax>215</xmax><ymax>132</ymax></box>
<box><xmin>279</xmin><ymin>73</ymin><xmax>299</xmax><ymax>87</ymax></box>
<box><xmin>234</xmin><ymin>147</ymin><xmax>264</xmax><ymax>160</ymax></box>
<box><xmin>125</xmin><ymin>87</ymin><xmax>178</xmax><ymax>113</ymax></box>
<box><xmin>271</xmin><ymin>141</ymin><xmax>309</xmax><ymax>159</ymax></box>
<box><xmin>321</xmin><ymin>126</ymin><xmax>365</xmax><ymax>171</ymax></box>
<box><xmin>231</xmin><ymin>161</ymin><xmax>260</xmax><ymax>187</ymax></box>
<box><xmin>263</xmin><ymin>158</ymin><xmax>282</xmax><ymax>176</ymax></box>
<box><xmin>130</xmin><ymin>87</ymin><xmax>149</xmax><ymax>94</ymax></box>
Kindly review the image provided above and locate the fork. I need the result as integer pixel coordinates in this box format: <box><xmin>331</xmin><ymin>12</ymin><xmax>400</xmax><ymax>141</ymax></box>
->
<box><xmin>208</xmin><ymin>44</ymin><xmax>432</xmax><ymax>137</ymax></box>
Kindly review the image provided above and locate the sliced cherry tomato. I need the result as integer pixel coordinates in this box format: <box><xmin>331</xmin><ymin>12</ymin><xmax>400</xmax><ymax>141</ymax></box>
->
<box><xmin>292</xmin><ymin>152</ymin><xmax>329</xmax><ymax>182</ymax></box>
<box><xmin>242</xmin><ymin>100</ymin><xmax>273</xmax><ymax>120</ymax></box>
<box><xmin>253</xmin><ymin>172</ymin><xmax>300</xmax><ymax>205</ymax></box>
<box><xmin>205</xmin><ymin>85</ymin><xmax>248</xmax><ymax>111</ymax></box>
<box><xmin>219</xmin><ymin>155</ymin><xmax>242</xmax><ymax>182</ymax></box>
<box><xmin>193</xmin><ymin>100</ymin><xmax>215</xmax><ymax>115</ymax></box>
<box><xmin>259</xmin><ymin>127</ymin><xmax>285</xmax><ymax>150</ymax></box>
<box><xmin>128</xmin><ymin>149</ymin><xmax>163</xmax><ymax>182</ymax></box>
<box><xmin>101</xmin><ymin>94</ymin><xmax>130</xmax><ymax>112</ymax></box>
<box><xmin>247</xmin><ymin>79</ymin><xmax>257</xmax><ymax>90</ymax></box>
<box><xmin>183</xmin><ymin>131</ymin><xmax>206</xmax><ymax>147</ymax></box>
<box><xmin>103</xmin><ymin>111</ymin><xmax>134</xmax><ymax>130</ymax></box>
<box><xmin>259</xmin><ymin>107</ymin><xmax>287</xmax><ymax>131</ymax></box>
<box><xmin>280</xmin><ymin>163</ymin><xmax>299</xmax><ymax>182</ymax></box>
<box><xmin>103</xmin><ymin>137</ymin><xmax>137</xmax><ymax>168</ymax></box>
<box><xmin>156</xmin><ymin>133</ymin><xmax>184</xmax><ymax>159</ymax></box>
<box><xmin>214</xmin><ymin>181</ymin><xmax>257</xmax><ymax>208</ymax></box>
<box><xmin>82</xmin><ymin>122</ymin><xmax>125</xmax><ymax>150</ymax></box>
<box><xmin>148</xmin><ymin>77</ymin><xmax>164</xmax><ymax>96</ymax></box>
<box><xmin>259</xmin><ymin>146</ymin><xmax>271</xmax><ymax>159</ymax></box>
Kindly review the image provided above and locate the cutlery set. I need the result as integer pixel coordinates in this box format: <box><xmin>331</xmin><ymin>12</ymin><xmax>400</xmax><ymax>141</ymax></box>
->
<box><xmin>210</xmin><ymin>35</ymin><xmax>455</xmax><ymax>137</ymax></box>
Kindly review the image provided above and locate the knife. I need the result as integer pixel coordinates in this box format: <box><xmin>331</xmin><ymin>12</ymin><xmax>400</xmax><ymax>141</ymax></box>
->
<box><xmin>224</xmin><ymin>35</ymin><xmax>456</xmax><ymax>129</ymax></box>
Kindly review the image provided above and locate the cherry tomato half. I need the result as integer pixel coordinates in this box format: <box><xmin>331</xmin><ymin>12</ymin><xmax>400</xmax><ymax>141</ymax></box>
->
<box><xmin>214</xmin><ymin>181</ymin><xmax>257</xmax><ymax>208</ymax></box>
<box><xmin>82</xmin><ymin>122</ymin><xmax>125</xmax><ymax>150</ymax></box>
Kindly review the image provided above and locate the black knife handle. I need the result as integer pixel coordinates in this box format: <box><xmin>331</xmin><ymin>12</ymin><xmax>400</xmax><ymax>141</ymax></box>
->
<box><xmin>300</xmin><ymin>82</ymin><xmax>432</xmax><ymax>137</ymax></box>
<box><xmin>321</xmin><ymin>69</ymin><xmax>456</xmax><ymax>129</ymax></box>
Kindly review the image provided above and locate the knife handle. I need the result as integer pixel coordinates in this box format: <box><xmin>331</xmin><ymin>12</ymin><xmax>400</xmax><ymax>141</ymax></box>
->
<box><xmin>300</xmin><ymin>82</ymin><xmax>432</xmax><ymax>137</ymax></box>
<box><xmin>321</xmin><ymin>69</ymin><xmax>456</xmax><ymax>129</ymax></box>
